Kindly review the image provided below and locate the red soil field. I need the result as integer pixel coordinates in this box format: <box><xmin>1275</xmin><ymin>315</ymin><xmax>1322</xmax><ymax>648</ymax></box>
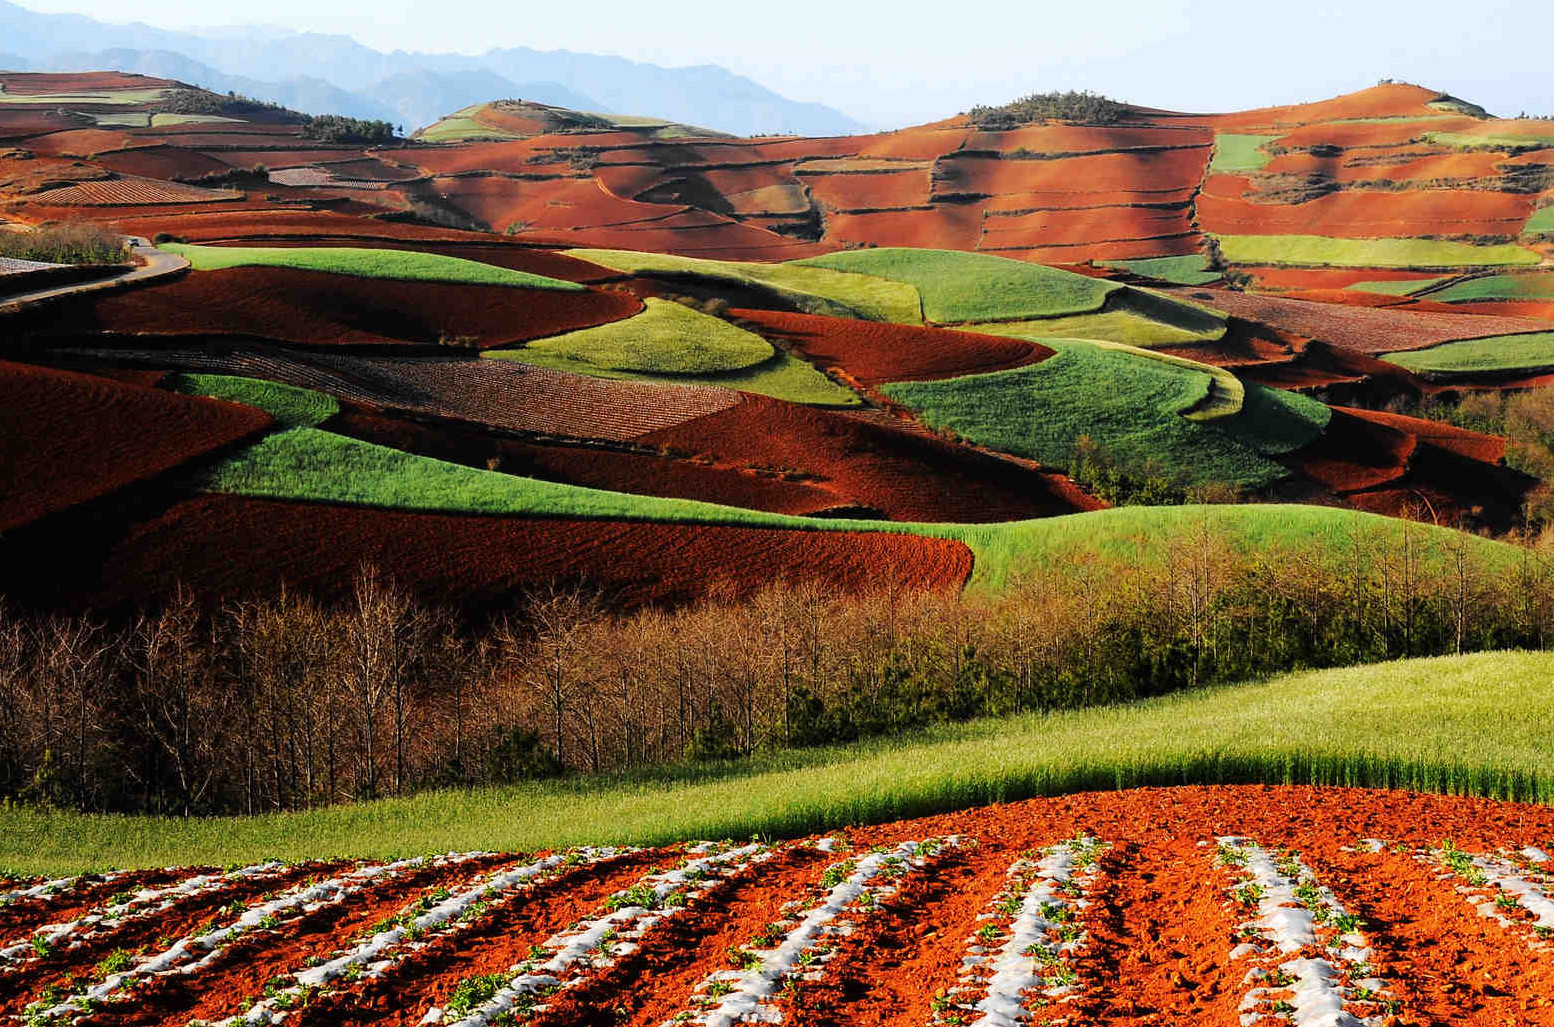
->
<box><xmin>1279</xmin><ymin>407</ymin><xmax>1415</xmax><ymax>492</ymax></box>
<box><xmin>734</xmin><ymin>308</ymin><xmax>1050</xmax><ymax>385</ymax></box>
<box><xmin>828</xmin><ymin>204</ymin><xmax>986</xmax><ymax>251</ymax></box>
<box><xmin>406</xmin><ymin>140</ymin><xmax>585</xmax><ymax>176</ymax></box>
<box><xmin>15</xmin><ymin>786</ymin><xmax>1554</xmax><ymax>1027</ymax></box>
<box><xmin>857</xmin><ymin>127</ymin><xmax>968</xmax><ymax>161</ymax></box>
<box><xmin>24</xmin><ymin>176</ymin><xmax>240</xmax><ymax>206</ymax></box>
<box><xmin>1265</xmin><ymin>149</ymin><xmax>1509</xmax><ymax>184</ymax></box>
<box><xmin>6</xmin><ymin>495</ymin><xmax>975</xmax><ymax>611</ymax></box>
<box><xmin>22</xmin><ymin>128</ymin><xmax>146</xmax><ymax>157</ymax></box>
<box><xmin>1268</xmin><ymin>118</ymin><xmax>1475</xmax><ymax>152</ymax></box>
<box><xmin>934</xmin><ymin>149</ymin><xmax>1208</xmax><ymax>198</ymax></box>
<box><xmin>1443</xmin><ymin>300</ymin><xmax>1554</xmax><ymax>321</ymax></box>
<box><xmin>990</xmin><ymin>234</ymin><xmax>1203</xmax><ymax>263</ymax></box>
<box><xmin>0</xmin><ymin>360</ymin><xmax>272</xmax><ymax>532</ymax></box>
<box><xmin>1207</xmin><ymin>83</ymin><xmax>1455</xmax><ymax>129</ymax></box>
<box><xmin>519</xmin><ymin>216</ymin><xmax>827</xmax><ymax>261</ymax></box>
<box><xmin>0</xmin><ymin>109</ymin><xmax>82</xmax><ymax>138</ymax></box>
<box><xmin>638</xmin><ymin>393</ymin><xmax>1102</xmax><ymax>523</ymax></box>
<box><xmin>964</xmin><ymin>124</ymin><xmax>1213</xmax><ymax>154</ymax></box>
<box><xmin>694</xmin><ymin>163</ymin><xmax>797</xmax><ymax>196</ymax></box>
<box><xmin>214</xmin><ymin>149</ymin><xmax>370</xmax><ymax>168</ymax></box>
<box><xmin>984</xmin><ymin>187</ymin><xmax>1201</xmax><ymax>213</ymax></box>
<box><xmin>433</xmin><ymin>175</ymin><xmax>670</xmax><ymax>232</ymax></box>
<box><xmin>1198</xmin><ymin>187</ymin><xmax>1536</xmax><ymax>237</ymax></box>
<box><xmin>69</xmin><ymin>348</ymin><xmax>742</xmax><ymax>443</ymax></box>
<box><xmin>980</xmin><ymin>205</ymin><xmax>1193</xmax><ymax>247</ymax></box>
<box><xmin>1244</xmin><ymin>267</ymin><xmax>1445</xmax><ymax>291</ymax></box>
<box><xmin>1346</xmin><ymin>406</ymin><xmax>1508</xmax><ymax>463</ymax></box>
<box><xmin>797</xmin><ymin>170</ymin><xmax>932</xmax><ymax>213</ymax></box>
<box><xmin>90</xmin><ymin>144</ymin><xmax>236</xmax><ymax>181</ymax></box>
<box><xmin>1278</xmin><ymin>287</ymin><xmax>1417</xmax><ymax>308</ymax></box>
<box><xmin>593</xmin><ymin>164</ymin><xmax>671</xmax><ymax>200</ymax></box>
<box><xmin>0</xmin><ymin>71</ymin><xmax>170</xmax><ymax>94</ymax></box>
<box><xmin>1194</xmin><ymin>288</ymin><xmax>1554</xmax><ymax>353</ymax></box>
<box><xmin>16</xmin><ymin>266</ymin><xmax>643</xmax><ymax>349</ymax></box>
<box><xmin>331</xmin><ymin>409</ymin><xmax>848</xmax><ymax>517</ymax></box>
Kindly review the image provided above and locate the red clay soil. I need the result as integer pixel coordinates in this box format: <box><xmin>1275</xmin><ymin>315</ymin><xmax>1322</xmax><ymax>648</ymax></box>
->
<box><xmin>1265</xmin><ymin>149</ymin><xmax>1508</xmax><ymax>184</ymax></box>
<box><xmin>934</xmin><ymin>149</ymin><xmax>1208</xmax><ymax>198</ymax></box>
<box><xmin>985</xmin><ymin>187</ymin><xmax>1201</xmax><ymax>213</ymax></box>
<box><xmin>179</xmin><ymin>236</ymin><xmax>616</xmax><ymax>283</ymax></box>
<box><xmin>0</xmin><ymin>495</ymin><xmax>975</xmax><ymax>613</ymax></box>
<box><xmin>15</xmin><ymin>266</ymin><xmax>643</xmax><ymax>349</ymax></box>
<box><xmin>638</xmin><ymin>393</ymin><xmax>1102</xmax><ymax>523</ymax></box>
<box><xmin>1206</xmin><ymin>84</ymin><xmax>1454</xmax><ymax>129</ymax></box>
<box><xmin>89</xmin><ymin>145</ymin><xmax>236</xmax><ymax>181</ymax></box>
<box><xmin>964</xmin><ymin>123</ymin><xmax>1213</xmax><ymax>154</ymax></box>
<box><xmin>0</xmin><ymin>361</ymin><xmax>272</xmax><ymax>533</ymax></box>
<box><xmin>0</xmin><ymin>868</ymin><xmax>188</xmax><ymax>940</ymax></box>
<box><xmin>1267</xmin><ymin>118</ymin><xmax>1475</xmax><ymax>151</ymax></box>
<box><xmin>980</xmin><ymin>205</ymin><xmax>1193</xmax><ymax>248</ymax></box>
<box><xmin>733</xmin><ymin>308</ymin><xmax>1051</xmax><ymax>385</ymax></box>
<box><xmin>594</xmin><ymin>164</ymin><xmax>671</xmax><ymax>200</ymax></box>
<box><xmin>329</xmin><ymin>409</ymin><xmax>847</xmax><ymax>517</ymax></box>
<box><xmin>829</xmin><ymin>204</ymin><xmax>986</xmax><ymax>251</ymax></box>
<box><xmin>803</xmin><ymin>169</ymin><xmax>932</xmax><ymax>211</ymax></box>
<box><xmin>289</xmin><ymin>850</ymin><xmax>674</xmax><ymax>1027</ymax></box>
<box><xmin>212</xmin><ymin>148</ymin><xmax>369</xmax><ymax>168</ymax></box>
<box><xmin>22</xmin><ymin>128</ymin><xmax>146</xmax><ymax>157</ymax></box>
<box><xmin>1198</xmin><ymin>187</ymin><xmax>1536</xmax><ymax>237</ymax></box>
<box><xmin>990</xmin><ymin>235</ymin><xmax>1203</xmax><ymax>263</ymax></box>
<box><xmin>0</xmin><ymin>71</ymin><xmax>171</xmax><ymax>94</ymax></box>
<box><xmin>1245</xmin><ymin>268</ymin><xmax>1444</xmax><ymax>291</ymax></box>
<box><xmin>1194</xmin><ymin>289</ymin><xmax>1554</xmax><ymax>353</ymax></box>
<box><xmin>107</xmin><ymin>855</ymin><xmax>515</xmax><ymax>1027</ymax></box>
<box><xmin>1278</xmin><ymin>287</ymin><xmax>1419</xmax><ymax>308</ymax></box>
<box><xmin>1344</xmin><ymin>406</ymin><xmax>1508</xmax><ymax>462</ymax></box>
<box><xmin>405</xmin><ymin>140</ymin><xmax>586</xmax><ymax>177</ymax></box>
<box><xmin>0</xmin><ymin>861</ymin><xmax>350</xmax><ymax>1019</ymax></box>
<box><xmin>1445</xmin><ymin>300</ymin><xmax>1554</xmax><ymax>321</ymax></box>
<box><xmin>1280</xmin><ymin>407</ymin><xmax>1416</xmax><ymax>492</ymax></box>
<box><xmin>432</xmin><ymin>175</ymin><xmax>672</xmax><ymax>233</ymax></box>
<box><xmin>536</xmin><ymin>846</ymin><xmax>834</xmax><ymax>1027</ymax></box>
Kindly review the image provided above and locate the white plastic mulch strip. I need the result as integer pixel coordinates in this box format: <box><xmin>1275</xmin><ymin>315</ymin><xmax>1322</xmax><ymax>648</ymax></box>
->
<box><xmin>1216</xmin><ymin>837</ymin><xmax>1390</xmax><ymax>1027</ymax></box>
<box><xmin>32</xmin><ymin>853</ymin><xmax>486</xmax><ymax>1022</ymax></box>
<box><xmin>430</xmin><ymin>841</ymin><xmax>773</xmax><ymax>1027</ymax></box>
<box><xmin>0</xmin><ymin>873</ymin><xmax>101</xmax><ymax>908</ymax></box>
<box><xmin>0</xmin><ymin>862</ymin><xmax>286</xmax><ymax>967</ymax></box>
<box><xmin>220</xmin><ymin>847</ymin><xmax>628</xmax><ymax>1026</ymax></box>
<box><xmin>934</xmin><ymin>836</ymin><xmax>1107</xmax><ymax>1027</ymax></box>
<box><xmin>1433</xmin><ymin>842</ymin><xmax>1554</xmax><ymax>938</ymax></box>
<box><xmin>678</xmin><ymin>836</ymin><xmax>957</xmax><ymax>1027</ymax></box>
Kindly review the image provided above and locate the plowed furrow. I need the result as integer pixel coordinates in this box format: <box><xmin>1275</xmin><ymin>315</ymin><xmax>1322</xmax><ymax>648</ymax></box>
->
<box><xmin>0</xmin><ymin>869</ymin><xmax>183</xmax><ymax>938</ymax></box>
<box><xmin>289</xmin><ymin>848</ymin><xmax>669</xmax><ymax>1027</ymax></box>
<box><xmin>103</xmin><ymin>855</ymin><xmax>510</xmax><ymax>1027</ymax></box>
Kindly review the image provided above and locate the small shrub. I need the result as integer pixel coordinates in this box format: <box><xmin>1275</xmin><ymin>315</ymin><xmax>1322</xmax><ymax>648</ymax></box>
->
<box><xmin>0</xmin><ymin>222</ymin><xmax>127</xmax><ymax>265</ymax></box>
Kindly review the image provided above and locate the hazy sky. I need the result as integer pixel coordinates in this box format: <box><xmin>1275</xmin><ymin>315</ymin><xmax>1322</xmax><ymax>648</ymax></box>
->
<box><xmin>16</xmin><ymin>0</ymin><xmax>1554</xmax><ymax>128</ymax></box>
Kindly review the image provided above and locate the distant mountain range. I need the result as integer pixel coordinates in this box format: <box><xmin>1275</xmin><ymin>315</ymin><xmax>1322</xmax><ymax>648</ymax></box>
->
<box><xmin>0</xmin><ymin>0</ymin><xmax>867</xmax><ymax>136</ymax></box>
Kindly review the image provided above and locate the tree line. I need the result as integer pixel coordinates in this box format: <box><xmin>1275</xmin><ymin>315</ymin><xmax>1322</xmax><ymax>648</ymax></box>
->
<box><xmin>3</xmin><ymin>515</ymin><xmax>1551</xmax><ymax>816</ymax></box>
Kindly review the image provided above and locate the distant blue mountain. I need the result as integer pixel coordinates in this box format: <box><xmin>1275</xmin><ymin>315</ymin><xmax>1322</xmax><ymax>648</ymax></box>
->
<box><xmin>0</xmin><ymin>0</ymin><xmax>868</xmax><ymax>136</ymax></box>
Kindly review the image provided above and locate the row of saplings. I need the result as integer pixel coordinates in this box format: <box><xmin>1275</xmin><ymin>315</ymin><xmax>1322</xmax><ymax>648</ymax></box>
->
<box><xmin>3</xmin><ymin>520</ymin><xmax>1554</xmax><ymax>816</ymax></box>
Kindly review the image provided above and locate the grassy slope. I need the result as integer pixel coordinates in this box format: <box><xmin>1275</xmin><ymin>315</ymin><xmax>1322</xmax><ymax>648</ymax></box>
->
<box><xmin>1524</xmin><ymin>207</ymin><xmax>1554</xmax><ymax>236</ymax></box>
<box><xmin>881</xmin><ymin>340</ymin><xmax>1326</xmax><ymax>489</ymax></box>
<box><xmin>7</xmin><ymin>650</ymin><xmax>1551</xmax><ymax>873</ymax></box>
<box><xmin>1218</xmin><ymin>235</ymin><xmax>1541</xmax><ymax>269</ymax></box>
<box><xmin>1210</xmin><ymin>133</ymin><xmax>1280</xmax><ymax>173</ymax></box>
<box><xmin>1345</xmin><ymin>277</ymin><xmax>1451</xmax><ymax>296</ymax></box>
<box><xmin>1382</xmin><ymin>332</ymin><xmax>1554</xmax><ymax>374</ymax></box>
<box><xmin>168</xmin><ymin>374</ymin><xmax>340</xmax><ymax>430</ymax></box>
<box><xmin>1431</xmin><ymin>273</ymin><xmax>1554</xmax><ymax>303</ymax></box>
<box><xmin>970</xmin><ymin>287</ymin><xmax>1228</xmax><ymax>348</ymax></box>
<box><xmin>568</xmin><ymin>248</ymin><xmax>923</xmax><ymax>324</ymax></box>
<box><xmin>160</xmin><ymin>244</ymin><xmax>584</xmax><ymax>291</ymax></box>
<box><xmin>794</xmin><ymin>247</ymin><xmax>1121</xmax><ymax>323</ymax></box>
<box><xmin>514</xmin><ymin>297</ymin><xmax>774</xmax><ymax>374</ymax></box>
<box><xmin>192</xmin><ymin>428</ymin><xmax>1464</xmax><ymax>593</ymax></box>
<box><xmin>1098</xmin><ymin>254</ymin><xmax>1222</xmax><ymax>286</ymax></box>
<box><xmin>1427</xmin><ymin>130</ymin><xmax>1554</xmax><ymax>151</ymax></box>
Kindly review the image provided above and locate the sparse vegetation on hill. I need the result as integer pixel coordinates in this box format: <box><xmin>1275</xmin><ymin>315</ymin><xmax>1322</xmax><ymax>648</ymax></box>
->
<box><xmin>155</xmin><ymin>87</ymin><xmax>303</xmax><ymax>121</ymax></box>
<box><xmin>966</xmin><ymin>90</ymin><xmax>1129</xmax><ymax>128</ymax></box>
<box><xmin>0</xmin><ymin>222</ymin><xmax>127</xmax><ymax>265</ymax></box>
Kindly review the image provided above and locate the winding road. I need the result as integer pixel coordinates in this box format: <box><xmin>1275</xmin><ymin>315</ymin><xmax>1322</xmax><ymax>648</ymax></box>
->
<box><xmin>0</xmin><ymin>236</ymin><xmax>188</xmax><ymax>313</ymax></box>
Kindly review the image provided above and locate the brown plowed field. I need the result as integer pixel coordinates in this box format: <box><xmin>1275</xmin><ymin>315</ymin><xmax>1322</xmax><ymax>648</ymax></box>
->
<box><xmin>0</xmin><ymin>496</ymin><xmax>975</xmax><ymax>611</ymax></box>
<box><xmin>0</xmin><ymin>360</ymin><xmax>271</xmax><ymax>532</ymax></box>
<box><xmin>981</xmin><ymin>205</ymin><xmax>1193</xmax><ymax>247</ymax></box>
<box><xmin>0</xmin><ymin>71</ymin><xmax>169</xmax><ymax>93</ymax></box>
<box><xmin>1268</xmin><ymin>118</ymin><xmax>1474</xmax><ymax>151</ymax></box>
<box><xmin>1198</xmin><ymin>187</ymin><xmax>1536</xmax><ymax>237</ymax></box>
<box><xmin>934</xmin><ymin>149</ymin><xmax>1208</xmax><ymax>197</ymax></box>
<box><xmin>89</xmin><ymin>145</ymin><xmax>236</xmax><ymax>181</ymax></box>
<box><xmin>965</xmin><ymin>124</ymin><xmax>1213</xmax><ymax>153</ymax></box>
<box><xmin>1207</xmin><ymin>83</ymin><xmax>1451</xmax><ymax>128</ymax></box>
<box><xmin>15</xmin><ymin>787</ymin><xmax>1554</xmax><ymax>1027</ymax></box>
<box><xmin>638</xmin><ymin>393</ymin><xmax>1102</xmax><ymax>523</ymax></box>
<box><xmin>988</xmin><ymin>235</ymin><xmax>1202</xmax><ymax>262</ymax></box>
<box><xmin>1196</xmin><ymin>288</ymin><xmax>1554</xmax><ymax>353</ymax></box>
<box><xmin>1264</xmin><ymin>149</ymin><xmax>1509</xmax><ymax>184</ymax></box>
<box><xmin>1346</xmin><ymin>406</ymin><xmax>1508</xmax><ymax>462</ymax></box>
<box><xmin>858</xmin><ymin>127</ymin><xmax>968</xmax><ymax>160</ymax></box>
<box><xmin>829</xmin><ymin>204</ymin><xmax>986</xmax><ymax>250</ymax></box>
<box><xmin>1280</xmin><ymin>407</ymin><xmax>1416</xmax><ymax>492</ymax></box>
<box><xmin>14</xmin><ymin>266</ymin><xmax>643</xmax><ymax>349</ymax></box>
<box><xmin>24</xmin><ymin>176</ymin><xmax>240</xmax><ymax>206</ymax></box>
<box><xmin>734</xmin><ymin>308</ymin><xmax>1049</xmax><ymax>385</ymax></box>
<box><xmin>21</xmin><ymin>128</ymin><xmax>146</xmax><ymax>157</ymax></box>
<box><xmin>803</xmin><ymin>169</ymin><xmax>931</xmax><ymax>211</ymax></box>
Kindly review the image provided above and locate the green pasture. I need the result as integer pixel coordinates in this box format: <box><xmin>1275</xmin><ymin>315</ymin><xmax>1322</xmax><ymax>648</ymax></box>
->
<box><xmin>514</xmin><ymin>297</ymin><xmax>773</xmax><ymax>374</ymax></box>
<box><xmin>1097</xmin><ymin>254</ymin><xmax>1222</xmax><ymax>286</ymax></box>
<box><xmin>1209</xmin><ymin>133</ymin><xmax>1280</xmax><ymax>173</ymax></box>
<box><xmin>1218</xmin><ymin>235</ymin><xmax>1541</xmax><ymax>269</ymax></box>
<box><xmin>1429</xmin><ymin>273</ymin><xmax>1554</xmax><ymax>304</ymax></box>
<box><xmin>1344</xmin><ymin>277</ymin><xmax>1451</xmax><ymax>296</ymax></box>
<box><xmin>1382</xmin><ymin>332</ymin><xmax>1554</xmax><ymax>376</ymax></box>
<box><xmin>169</xmin><ymin>373</ymin><xmax>341</xmax><ymax>430</ymax></box>
<box><xmin>159</xmin><ymin>244</ymin><xmax>584</xmax><ymax>290</ymax></box>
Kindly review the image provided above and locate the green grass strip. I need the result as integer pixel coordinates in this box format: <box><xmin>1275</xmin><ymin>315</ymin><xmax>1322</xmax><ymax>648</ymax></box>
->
<box><xmin>1523</xmin><ymin>207</ymin><xmax>1554</xmax><ymax>237</ymax></box>
<box><xmin>1430</xmin><ymin>273</ymin><xmax>1554</xmax><ymax>303</ymax></box>
<box><xmin>1426</xmin><ymin>130</ymin><xmax>1554</xmax><ymax>152</ymax></box>
<box><xmin>168</xmin><ymin>374</ymin><xmax>340</xmax><ymax>430</ymax></box>
<box><xmin>1382</xmin><ymin>332</ymin><xmax>1554</xmax><ymax>375</ymax></box>
<box><xmin>1097</xmin><ymin>254</ymin><xmax>1222</xmax><ymax>286</ymax></box>
<box><xmin>569</xmin><ymin>248</ymin><xmax>922</xmax><ymax>324</ymax></box>
<box><xmin>517</xmin><ymin>298</ymin><xmax>773</xmax><ymax>374</ymax></box>
<box><xmin>5</xmin><ymin>650</ymin><xmax>1551</xmax><ymax>874</ymax></box>
<box><xmin>793</xmin><ymin>247</ymin><xmax>1121</xmax><ymax>323</ymax></box>
<box><xmin>969</xmin><ymin>286</ymin><xmax>1228</xmax><ymax>349</ymax></box>
<box><xmin>1210</xmin><ymin>133</ymin><xmax>1280</xmax><ymax>173</ymax></box>
<box><xmin>159</xmin><ymin>243</ymin><xmax>584</xmax><ymax>291</ymax></box>
<box><xmin>1217</xmin><ymin>235</ymin><xmax>1540</xmax><ymax>269</ymax></box>
<box><xmin>1344</xmin><ymin>277</ymin><xmax>1450</xmax><ymax>296</ymax></box>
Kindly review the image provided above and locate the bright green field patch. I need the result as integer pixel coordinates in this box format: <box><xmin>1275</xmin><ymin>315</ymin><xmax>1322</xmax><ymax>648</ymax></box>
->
<box><xmin>1523</xmin><ymin>207</ymin><xmax>1554</xmax><ymax>237</ymax></box>
<box><xmin>1431</xmin><ymin>273</ymin><xmax>1554</xmax><ymax>303</ymax></box>
<box><xmin>6</xmin><ymin>649</ymin><xmax>1550</xmax><ymax>873</ymax></box>
<box><xmin>1382</xmin><ymin>332</ymin><xmax>1554</xmax><ymax>375</ymax></box>
<box><xmin>880</xmin><ymin>340</ymin><xmax>1313</xmax><ymax>489</ymax></box>
<box><xmin>568</xmin><ymin>248</ymin><xmax>922</xmax><ymax>323</ymax></box>
<box><xmin>1210</xmin><ymin>133</ymin><xmax>1280</xmax><ymax>173</ymax></box>
<box><xmin>169</xmin><ymin>374</ymin><xmax>340</xmax><ymax>430</ymax></box>
<box><xmin>1098</xmin><ymin>254</ymin><xmax>1222</xmax><ymax>286</ymax></box>
<box><xmin>90</xmin><ymin>112</ymin><xmax>150</xmax><ymax>128</ymax></box>
<box><xmin>1344</xmin><ymin>277</ymin><xmax>1450</xmax><ymax>296</ymax></box>
<box><xmin>1218</xmin><ymin>235</ymin><xmax>1540</xmax><ymax>269</ymax></box>
<box><xmin>159</xmin><ymin>244</ymin><xmax>584</xmax><ymax>290</ymax></box>
<box><xmin>414</xmin><ymin>107</ymin><xmax>522</xmax><ymax>142</ymax></box>
<box><xmin>1426</xmin><ymin>130</ymin><xmax>1554</xmax><ymax>151</ymax></box>
<box><xmin>150</xmin><ymin>113</ymin><xmax>241</xmax><ymax>127</ymax></box>
<box><xmin>969</xmin><ymin>286</ymin><xmax>1228</xmax><ymax>349</ymax></box>
<box><xmin>793</xmin><ymin>247</ymin><xmax>1121</xmax><ymax>323</ymax></box>
<box><xmin>518</xmin><ymin>298</ymin><xmax>773</xmax><ymax>374</ymax></box>
<box><xmin>0</xmin><ymin>87</ymin><xmax>168</xmax><ymax>105</ymax></box>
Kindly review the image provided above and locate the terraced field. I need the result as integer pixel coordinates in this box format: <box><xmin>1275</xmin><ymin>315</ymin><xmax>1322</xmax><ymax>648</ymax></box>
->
<box><xmin>6</xmin><ymin>787</ymin><xmax>1554</xmax><ymax>1026</ymax></box>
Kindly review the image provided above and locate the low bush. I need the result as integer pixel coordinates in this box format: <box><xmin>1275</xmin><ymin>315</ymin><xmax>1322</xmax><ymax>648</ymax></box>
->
<box><xmin>0</xmin><ymin>223</ymin><xmax>127</xmax><ymax>265</ymax></box>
